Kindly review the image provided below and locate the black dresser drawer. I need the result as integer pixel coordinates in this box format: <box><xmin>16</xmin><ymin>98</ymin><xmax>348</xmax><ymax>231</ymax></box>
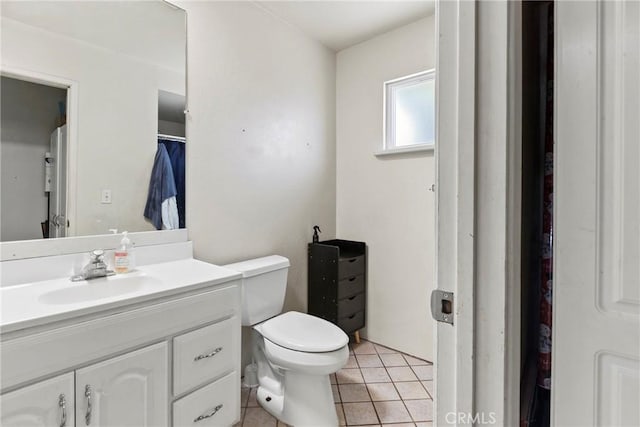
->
<box><xmin>338</xmin><ymin>255</ymin><xmax>365</xmax><ymax>279</ymax></box>
<box><xmin>338</xmin><ymin>310</ymin><xmax>365</xmax><ymax>333</ymax></box>
<box><xmin>337</xmin><ymin>292</ymin><xmax>365</xmax><ymax>317</ymax></box>
<box><xmin>338</xmin><ymin>274</ymin><xmax>365</xmax><ymax>299</ymax></box>
<box><xmin>308</xmin><ymin>239</ymin><xmax>366</xmax><ymax>335</ymax></box>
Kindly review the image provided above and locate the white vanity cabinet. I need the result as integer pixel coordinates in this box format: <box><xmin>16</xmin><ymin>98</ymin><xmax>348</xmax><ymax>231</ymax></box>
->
<box><xmin>0</xmin><ymin>373</ymin><xmax>75</xmax><ymax>427</ymax></box>
<box><xmin>1</xmin><ymin>276</ymin><xmax>242</xmax><ymax>427</ymax></box>
<box><xmin>75</xmin><ymin>342</ymin><xmax>169</xmax><ymax>427</ymax></box>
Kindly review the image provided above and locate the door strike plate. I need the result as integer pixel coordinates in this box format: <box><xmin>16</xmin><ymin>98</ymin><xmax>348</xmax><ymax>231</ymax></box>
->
<box><xmin>431</xmin><ymin>290</ymin><xmax>454</xmax><ymax>325</ymax></box>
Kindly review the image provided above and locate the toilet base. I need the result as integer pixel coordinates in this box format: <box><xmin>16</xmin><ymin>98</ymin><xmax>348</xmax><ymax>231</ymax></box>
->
<box><xmin>257</xmin><ymin>371</ymin><xmax>338</xmax><ymax>427</ymax></box>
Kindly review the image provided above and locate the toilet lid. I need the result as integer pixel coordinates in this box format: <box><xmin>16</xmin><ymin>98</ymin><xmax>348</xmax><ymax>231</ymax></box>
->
<box><xmin>260</xmin><ymin>311</ymin><xmax>349</xmax><ymax>353</ymax></box>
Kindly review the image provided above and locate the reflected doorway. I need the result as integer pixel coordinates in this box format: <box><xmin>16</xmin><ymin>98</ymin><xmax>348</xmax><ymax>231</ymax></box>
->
<box><xmin>0</xmin><ymin>76</ymin><xmax>69</xmax><ymax>241</ymax></box>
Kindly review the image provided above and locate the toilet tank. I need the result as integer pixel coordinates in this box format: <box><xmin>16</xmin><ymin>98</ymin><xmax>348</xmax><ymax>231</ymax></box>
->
<box><xmin>223</xmin><ymin>255</ymin><xmax>290</xmax><ymax>326</ymax></box>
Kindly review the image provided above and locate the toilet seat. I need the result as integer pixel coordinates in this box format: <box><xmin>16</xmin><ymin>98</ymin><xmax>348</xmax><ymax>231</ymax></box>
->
<box><xmin>258</xmin><ymin>311</ymin><xmax>348</xmax><ymax>353</ymax></box>
<box><xmin>260</xmin><ymin>335</ymin><xmax>349</xmax><ymax>375</ymax></box>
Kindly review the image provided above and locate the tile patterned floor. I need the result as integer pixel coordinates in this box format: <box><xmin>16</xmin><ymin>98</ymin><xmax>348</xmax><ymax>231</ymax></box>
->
<box><xmin>237</xmin><ymin>340</ymin><xmax>434</xmax><ymax>426</ymax></box>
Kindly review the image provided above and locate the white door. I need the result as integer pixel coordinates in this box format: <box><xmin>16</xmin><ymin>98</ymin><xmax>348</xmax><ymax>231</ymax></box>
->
<box><xmin>75</xmin><ymin>342</ymin><xmax>169</xmax><ymax>427</ymax></box>
<box><xmin>0</xmin><ymin>373</ymin><xmax>75</xmax><ymax>427</ymax></box>
<box><xmin>554</xmin><ymin>1</ymin><xmax>640</xmax><ymax>426</ymax></box>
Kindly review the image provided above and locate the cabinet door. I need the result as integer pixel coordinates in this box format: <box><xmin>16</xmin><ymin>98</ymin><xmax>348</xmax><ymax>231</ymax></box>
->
<box><xmin>75</xmin><ymin>342</ymin><xmax>168</xmax><ymax>427</ymax></box>
<box><xmin>0</xmin><ymin>373</ymin><xmax>74</xmax><ymax>427</ymax></box>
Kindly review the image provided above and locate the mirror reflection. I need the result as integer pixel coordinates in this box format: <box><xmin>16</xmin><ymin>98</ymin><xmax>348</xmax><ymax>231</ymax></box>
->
<box><xmin>0</xmin><ymin>1</ymin><xmax>186</xmax><ymax>242</ymax></box>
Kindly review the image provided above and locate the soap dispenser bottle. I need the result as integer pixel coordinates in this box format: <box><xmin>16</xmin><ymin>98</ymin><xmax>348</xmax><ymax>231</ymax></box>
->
<box><xmin>114</xmin><ymin>231</ymin><xmax>133</xmax><ymax>274</ymax></box>
<box><xmin>312</xmin><ymin>225</ymin><xmax>321</xmax><ymax>243</ymax></box>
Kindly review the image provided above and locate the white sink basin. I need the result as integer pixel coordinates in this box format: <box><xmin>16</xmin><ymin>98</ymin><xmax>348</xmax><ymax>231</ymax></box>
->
<box><xmin>39</xmin><ymin>274</ymin><xmax>160</xmax><ymax>305</ymax></box>
<box><xmin>1</xmin><ymin>258</ymin><xmax>242</xmax><ymax>334</ymax></box>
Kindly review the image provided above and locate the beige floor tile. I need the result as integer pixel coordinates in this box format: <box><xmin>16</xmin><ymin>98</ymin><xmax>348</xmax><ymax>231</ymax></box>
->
<box><xmin>361</xmin><ymin>367</ymin><xmax>392</xmax><ymax>383</ymax></box>
<box><xmin>352</xmin><ymin>341</ymin><xmax>377</xmax><ymax>355</ymax></box>
<box><xmin>374</xmin><ymin>343</ymin><xmax>398</xmax><ymax>354</ymax></box>
<box><xmin>336</xmin><ymin>403</ymin><xmax>346</xmax><ymax>426</ymax></box>
<box><xmin>332</xmin><ymin>384</ymin><xmax>341</xmax><ymax>402</ymax></box>
<box><xmin>367</xmin><ymin>383</ymin><xmax>401</xmax><ymax>401</ymax></box>
<box><xmin>373</xmin><ymin>401</ymin><xmax>412</xmax><ymax>424</ymax></box>
<box><xmin>411</xmin><ymin>365</ymin><xmax>433</xmax><ymax>381</ymax></box>
<box><xmin>339</xmin><ymin>383</ymin><xmax>371</xmax><ymax>402</ymax></box>
<box><xmin>357</xmin><ymin>354</ymin><xmax>384</xmax><ymax>368</ymax></box>
<box><xmin>380</xmin><ymin>353</ymin><xmax>408</xmax><ymax>367</ymax></box>
<box><xmin>276</xmin><ymin>422</ymin><xmax>291</xmax><ymax>427</ymax></box>
<box><xmin>415</xmin><ymin>423</ymin><xmax>433</xmax><ymax>427</ymax></box>
<box><xmin>382</xmin><ymin>424</ymin><xmax>416</xmax><ymax>427</ymax></box>
<box><xmin>246</xmin><ymin>387</ymin><xmax>259</xmax><ymax>407</ymax></box>
<box><xmin>345</xmin><ymin>355</ymin><xmax>359</xmax><ymax>368</ymax></box>
<box><xmin>243</xmin><ymin>407</ymin><xmax>277</xmax><ymax>427</ymax></box>
<box><xmin>421</xmin><ymin>381</ymin><xmax>434</xmax><ymax>398</ymax></box>
<box><xmin>387</xmin><ymin>366</ymin><xmax>418</xmax><ymax>382</ymax></box>
<box><xmin>403</xmin><ymin>355</ymin><xmax>430</xmax><ymax>366</ymax></box>
<box><xmin>331</xmin><ymin>373</ymin><xmax>337</xmax><ymax>384</ymax></box>
<box><xmin>404</xmin><ymin>400</ymin><xmax>433</xmax><ymax>422</ymax></box>
<box><xmin>240</xmin><ymin>387</ymin><xmax>250</xmax><ymax>407</ymax></box>
<box><xmin>337</xmin><ymin>368</ymin><xmax>365</xmax><ymax>384</ymax></box>
<box><xmin>394</xmin><ymin>382</ymin><xmax>429</xmax><ymax>400</ymax></box>
<box><xmin>343</xmin><ymin>402</ymin><xmax>379</xmax><ymax>425</ymax></box>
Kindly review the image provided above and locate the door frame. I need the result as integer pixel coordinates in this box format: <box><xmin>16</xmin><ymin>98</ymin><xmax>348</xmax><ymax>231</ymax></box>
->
<box><xmin>434</xmin><ymin>0</ymin><xmax>522</xmax><ymax>425</ymax></box>
<box><xmin>0</xmin><ymin>66</ymin><xmax>79</xmax><ymax>237</ymax></box>
<box><xmin>433</xmin><ymin>0</ymin><xmax>477</xmax><ymax>423</ymax></box>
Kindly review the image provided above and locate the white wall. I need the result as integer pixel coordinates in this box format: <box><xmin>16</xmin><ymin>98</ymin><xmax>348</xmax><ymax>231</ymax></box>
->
<box><xmin>336</xmin><ymin>16</ymin><xmax>435</xmax><ymax>360</ymax></box>
<box><xmin>179</xmin><ymin>0</ymin><xmax>336</xmax><ymax>365</ymax></box>
<box><xmin>1</xmin><ymin>17</ymin><xmax>184</xmax><ymax>237</ymax></box>
<box><xmin>1</xmin><ymin>77</ymin><xmax>66</xmax><ymax>241</ymax></box>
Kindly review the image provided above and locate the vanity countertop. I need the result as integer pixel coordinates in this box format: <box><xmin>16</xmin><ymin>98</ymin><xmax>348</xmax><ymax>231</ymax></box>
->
<box><xmin>0</xmin><ymin>258</ymin><xmax>241</xmax><ymax>334</ymax></box>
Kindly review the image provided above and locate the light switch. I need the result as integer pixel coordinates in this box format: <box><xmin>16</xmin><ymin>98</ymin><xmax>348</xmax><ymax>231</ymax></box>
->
<box><xmin>101</xmin><ymin>189</ymin><xmax>112</xmax><ymax>204</ymax></box>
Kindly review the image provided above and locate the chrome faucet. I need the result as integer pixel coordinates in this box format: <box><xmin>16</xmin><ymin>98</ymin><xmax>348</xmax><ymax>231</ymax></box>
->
<box><xmin>71</xmin><ymin>250</ymin><xmax>115</xmax><ymax>281</ymax></box>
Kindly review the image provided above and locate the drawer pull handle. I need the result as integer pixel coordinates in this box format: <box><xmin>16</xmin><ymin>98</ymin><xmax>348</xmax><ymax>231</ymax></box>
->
<box><xmin>348</xmin><ymin>296</ymin><xmax>356</xmax><ymax>301</ymax></box>
<box><xmin>58</xmin><ymin>394</ymin><xmax>67</xmax><ymax>427</ymax></box>
<box><xmin>348</xmin><ymin>258</ymin><xmax>357</xmax><ymax>263</ymax></box>
<box><xmin>348</xmin><ymin>277</ymin><xmax>356</xmax><ymax>282</ymax></box>
<box><xmin>194</xmin><ymin>404</ymin><xmax>223</xmax><ymax>422</ymax></box>
<box><xmin>84</xmin><ymin>385</ymin><xmax>92</xmax><ymax>426</ymax></box>
<box><xmin>348</xmin><ymin>314</ymin><xmax>356</xmax><ymax>319</ymax></box>
<box><xmin>194</xmin><ymin>347</ymin><xmax>223</xmax><ymax>361</ymax></box>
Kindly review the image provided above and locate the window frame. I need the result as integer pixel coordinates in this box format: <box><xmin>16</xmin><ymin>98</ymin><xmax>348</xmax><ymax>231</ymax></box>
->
<box><xmin>379</xmin><ymin>69</ymin><xmax>436</xmax><ymax>156</ymax></box>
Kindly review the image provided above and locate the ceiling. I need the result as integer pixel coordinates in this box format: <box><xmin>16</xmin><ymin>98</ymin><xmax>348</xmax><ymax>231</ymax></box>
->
<box><xmin>0</xmin><ymin>1</ymin><xmax>434</xmax><ymax>66</ymax></box>
<box><xmin>256</xmin><ymin>1</ymin><xmax>435</xmax><ymax>51</ymax></box>
<box><xmin>0</xmin><ymin>1</ymin><xmax>186</xmax><ymax>73</ymax></box>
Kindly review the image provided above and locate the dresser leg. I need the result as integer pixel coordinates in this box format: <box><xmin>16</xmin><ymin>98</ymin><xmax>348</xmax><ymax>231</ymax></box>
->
<box><xmin>354</xmin><ymin>330</ymin><xmax>361</xmax><ymax>344</ymax></box>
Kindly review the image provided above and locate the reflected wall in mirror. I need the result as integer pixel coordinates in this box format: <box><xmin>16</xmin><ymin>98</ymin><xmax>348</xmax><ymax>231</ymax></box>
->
<box><xmin>0</xmin><ymin>1</ymin><xmax>186</xmax><ymax>242</ymax></box>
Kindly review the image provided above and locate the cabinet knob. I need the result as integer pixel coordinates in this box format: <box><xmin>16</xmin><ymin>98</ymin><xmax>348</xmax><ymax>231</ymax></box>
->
<box><xmin>194</xmin><ymin>347</ymin><xmax>223</xmax><ymax>362</ymax></box>
<box><xmin>194</xmin><ymin>404</ymin><xmax>223</xmax><ymax>422</ymax></box>
<box><xmin>58</xmin><ymin>394</ymin><xmax>67</xmax><ymax>427</ymax></box>
<box><xmin>84</xmin><ymin>385</ymin><xmax>92</xmax><ymax>426</ymax></box>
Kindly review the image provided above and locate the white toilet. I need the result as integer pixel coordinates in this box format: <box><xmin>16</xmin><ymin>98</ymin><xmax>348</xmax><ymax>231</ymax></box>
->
<box><xmin>224</xmin><ymin>255</ymin><xmax>349</xmax><ymax>427</ymax></box>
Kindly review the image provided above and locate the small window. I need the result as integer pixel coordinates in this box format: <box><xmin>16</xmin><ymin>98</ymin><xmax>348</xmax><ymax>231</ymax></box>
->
<box><xmin>381</xmin><ymin>70</ymin><xmax>435</xmax><ymax>155</ymax></box>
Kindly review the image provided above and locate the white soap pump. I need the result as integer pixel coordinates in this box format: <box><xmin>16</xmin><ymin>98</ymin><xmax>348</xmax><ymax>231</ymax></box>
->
<box><xmin>114</xmin><ymin>231</ymin><xmax>133</xmax><ymax>274</ymax></box>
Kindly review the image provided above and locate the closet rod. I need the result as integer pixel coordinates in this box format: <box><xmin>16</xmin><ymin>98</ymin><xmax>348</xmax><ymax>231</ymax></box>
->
<box><xmin>157</xmin><ymin>133</ymin><xmax>186</xmax><ymax>143</ymax></box>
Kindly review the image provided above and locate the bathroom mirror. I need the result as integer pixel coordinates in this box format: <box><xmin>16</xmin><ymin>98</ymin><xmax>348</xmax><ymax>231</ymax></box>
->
<box><xmin>0</xmin><ymin>1</ymin><xmax>186</xmax><ymax>242</ymax></box>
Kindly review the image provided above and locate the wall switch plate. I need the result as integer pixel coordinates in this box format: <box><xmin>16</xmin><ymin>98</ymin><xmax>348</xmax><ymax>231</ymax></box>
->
<box><xmin>101</xmin><ymin>189</ymin><xmax>112</xmax><ymax>204</ymax></box>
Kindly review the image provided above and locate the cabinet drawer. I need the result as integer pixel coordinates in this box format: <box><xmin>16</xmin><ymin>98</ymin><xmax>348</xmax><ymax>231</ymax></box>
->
<box><xmin>173</xmin><ymin>371</ymin><xmax>238</xmax><ymax>427</ymax></box>
<box><xmin>173</xmin><ymin>317</ymin><xmax>237</xmax><ymax>396</ymax></box>
<box><xmin>337</xmin><ymin>310</ymin><xmax>365</xmax><ymax>333</ymax></box>
<box><xmin>337</xmin><ymin>274</ymin><xmax>365</xmax><ymax>299</ymax></box>
<box><xmin>337</xmin><ymin>292</ymin><xmax>365</xmax><ymax>318</ymax></box>
<box><xmin>338</xmin><ymin>255</ymin><xmax>365</xmax><ymax>279</ymax></box>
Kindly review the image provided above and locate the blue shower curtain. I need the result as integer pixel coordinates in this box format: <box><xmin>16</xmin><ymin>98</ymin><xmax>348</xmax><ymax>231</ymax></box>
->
<box><xmin>158</xmin><ymin>138</ymin><xmax>185</xmax><ymax>228</ymax></box>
